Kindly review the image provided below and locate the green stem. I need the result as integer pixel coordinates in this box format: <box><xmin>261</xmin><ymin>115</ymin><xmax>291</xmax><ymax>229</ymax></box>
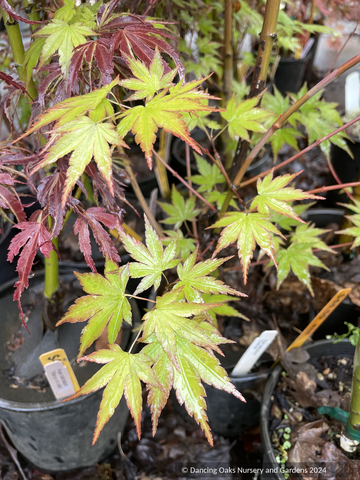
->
<box><xmin>348</xmin><ymin>341</ymin><xmax>360</xmax><ymax>432</ymax></box>
<box><xmin>224</xmin><ymin>0</ymin><xmax>281</xmax><ymax>203</ymax></box>
<box><xmin>1</xmin><ymin>2</ymin><xmax>37</xmax><ymax>99</ymax></box>
<box><xmin>223</xmin><ymin>0</ymin><xmax>234</xmax><ymax>171</ymax></box>
<box><xmin>44</xmin><ymin>230</ymin><xmax>59</xmax><ymax>300</ymax></box>
<box><xmin>22</xmin><ymin>0</ymin><xmax>40</xmax><ymax>31</ymax></box>
<box><xmin>83</xmin><ymin>174</ymin><xmax>95</xmax><ymax>204</ymax></box>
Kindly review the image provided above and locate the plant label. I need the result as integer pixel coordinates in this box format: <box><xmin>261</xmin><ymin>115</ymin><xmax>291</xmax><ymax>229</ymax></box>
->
<box><xmin>231</xmin><ymin>330</ymin><xmax>278</xmax><ymax>376</ymax></box>
<box><xmin>345</xmin><ymin>72</ymin><xmax>360</xmax><ymax>115</ymax></box>
<box><xmin>43</xmin><ymin>361</ymin><xmax>76</xmax><ymax>400</ymax></box>
<box><xmin>39</xmin><ymin>348</ymin><xmax>80</xmax><ymax>400</ymax></box>
<box><xmin>287</xmin><ymin>288</ymin><xmax>351</xmax><ymax>351</ymax></box>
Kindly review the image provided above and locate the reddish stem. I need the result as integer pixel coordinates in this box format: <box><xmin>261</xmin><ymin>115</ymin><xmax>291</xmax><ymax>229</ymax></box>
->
<box><xmin>185</xmin><ymin>142</ymin><xmax>199</xmax><ymax>240</ymax></box>
<box><xmin>151</xmin><ymin>149</ymin><xmax>217</xmax><ymax>211</ymax></box>
<box><xmin>308</xmin><ymin>182</ymin><xmax>360</xmax><ymax>195</ymax></box>
<box><xmin>240</xmin><ymin>115</ymin><xmax>360</xmax><ymax>188</ymax></box>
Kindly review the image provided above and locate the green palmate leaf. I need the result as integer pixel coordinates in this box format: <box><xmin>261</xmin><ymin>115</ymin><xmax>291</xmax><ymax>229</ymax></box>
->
<box><xmin>204</xmin><ymin>191</ymin><xmax>238</xmax><ymax>210</ymax></box>
<box><xmin>276</xmin><ymin>244</ymin><xmax>329</xmax><ymax>295</ymax></box>
<box><xmin>182</xmin><ymin>100</ymin><xmax>222</xmax><ymax>132</ymax></box>
<box><xmin>119</xmin><ymin>215</ymin><xmax>180</xmax><ymax>294</ymax></box>
<box><xmin>119</xmin><ymin>49</ymin><xmax>177</xmax><ymax>101</ymax></box>
<box><xmin>158</xmin><ymin>186</ymin><xmax>201</xmax><ymax>229</ymax></box>
<box><xmin>339</xmin><ymin>199</ymin><xmax>360</xmax><ymax>216</ymax></box>
<box><xmin>22</xmin><ymin>37</ymin><xmax>46</xmax><ymax>87</ymax></box>
<box><xmin>141</xmin><ymin>289</ymin><xmax>221</xmax><ymax>369</ymax></box>
<box><xmin>190</xmin><ymin>153</ymin><xmax>225</xmax><ymax>193</ymax></box>
<box><xmin>174</xmin><ymin>247</ymin><xmax>245</xmax><ymax>302</ymax></box>
<box><xmin>143</xmin><ymin>341</ymin><xmax>173</xmax><ymax>435</ymax></box>
<box><xmin>268</xmin><ymin>127</ymin><xmax>301</xmax><ymax>159</ymax></box>
<box><xmin>173</xmin><ymin>335</ymin><xmax>244</xmax><ymax>445</ymax></box>
<box><xmin>199</xmin><ymin>294</ymin><xmax>250</xmax><ymax>325</ymax></box>
<box><xmin>33</xmin><ymin>114</ymin><xmax>127</xmax><ymax>206</ymax></box>
<box><xmin>336</xmin><ymin>214</ymin><xmax>360</xmax><ymax>249</ymax></box>
<box><xmin>291</xmin><ymin>223</ymin><xmax>333</xmax><ymax>253</ymax></box>
<box><xmin>117</xmin><ymin>71</ymin><xmax>218</xmax><ymax>168</ymax></box>
<box><xmin>250</xmin><ymin>171</ymin><xmax>320</xmax><ymax>221</ymax></box>
<box><xmin>270</xmin><ymin>203</ymin><xmax>315</xmax><ymax>231</ymax></box>
<box><xmin>162</xmin><ymin>230</ymin><xmax>196</xmax><ymax>261</ymax></box>
<box><xmin>34</xmin><ymin>19</ymin><xmax>96</xmax><ymax>75</ymax></box>
<box><xmin>57</xmin><ymin>260</ymin><xmax>131</xmax><ymax>358</ymax></box>
<box><xmin>71</xmin><ymin>345</ymin><xmax>162</xmax><ymax>443</ymax></box>
<box><xmin>221</xmin><ymin>95</ymin><xmax>271</xmax><ymax>141</ymax></box>
<box><xmin>144</xmin><ymin>336</ymin><xmax>244</xmax><ymax>444</ymax></box>
<box><xmin>210</xmin><ymin>212</ymin><xmax>284</xmax><ymax>284</ymax></box>
<box><xmin>20</xmin><ymin>80</ymin><xmax>119</xmax><ymax>140</ymax></box>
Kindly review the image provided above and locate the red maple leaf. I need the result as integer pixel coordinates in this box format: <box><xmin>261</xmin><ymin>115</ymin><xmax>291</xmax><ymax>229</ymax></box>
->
<box><xmin>0</xmin><ymin>173</ymin><xmax>26</xmax><ymax>223</ymax></box>
<box><xmin>68</xmin><ymin>39</ymin><xmax>114</xmax><ymax>93</ymax></box>
<box><xmin>7</xmin><ymin>211</ymin><xmax>55</xmax><ymax>329</ymax></box>
<box><xmin>73</xmin><ymin>206</ymin><xmax>120</xmax><ymax>272</ymax></box>
<box><xmin>101</xmin><ymin>16</ymin><xmax>184</xmax><ymax>76</ymax></box>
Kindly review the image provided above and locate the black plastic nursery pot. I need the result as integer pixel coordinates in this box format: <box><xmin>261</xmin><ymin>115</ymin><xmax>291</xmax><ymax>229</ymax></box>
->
<box><xmin>327</xmin><ymin>137</ymin><xmax>360</xmax><ymax>206</ymax></box>
<box><xmin>260</xmin><ymin>339</ymin><xmax>355</xmax><ymax>479</ymax></box>
<box><xmin>274</xmin><ymin>53</ymin><xmax>312</xmax><ymax>96</ymax></box>
<box><xmin>172</xmin><ymin>346</ymin><xmax>271</xmax><ymax>438</ymax></box>
<box><xmin>0</xmin><ymin>273</ymin><xmax>140</xmax><ymax>472</ymax></box>
<box><xmin>301</xmin><ymin>208</ymin><xmax>360</xmax><ymax>339</ymax></box>
<box><xmin>0</xmin><ymin>218</ymin><xmax>17</xmax><ymax>285</ymax></box>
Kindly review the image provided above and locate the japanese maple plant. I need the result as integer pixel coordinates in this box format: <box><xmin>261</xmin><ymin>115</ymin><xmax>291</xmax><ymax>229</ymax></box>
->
<box><xmin>2</xmin><ymin>0</ymin><xmax>360</xmax><ymax>447</ymax></box>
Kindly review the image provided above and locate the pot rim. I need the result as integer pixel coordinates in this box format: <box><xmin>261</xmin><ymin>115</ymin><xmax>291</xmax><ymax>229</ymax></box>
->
<box><xmin>0</xmin><ymin>271</ymin><xmax>140</xmax><ymax>412</ymax></box>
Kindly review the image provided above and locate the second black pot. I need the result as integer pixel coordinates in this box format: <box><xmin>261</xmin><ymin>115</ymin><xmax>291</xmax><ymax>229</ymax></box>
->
<box><xmin>172</xmin><ymin>346</ymin><xmax>271</xmax><ymax>438</ymax></box>
<box><xmin>260</xmin><ymin>339</ymin><xmax>355</xmax><ymax>479</ymax></box>
<box><xmin>274</xmin><ymin>53</ymin><xmax>312</xmax><ymax>96</ymax></box>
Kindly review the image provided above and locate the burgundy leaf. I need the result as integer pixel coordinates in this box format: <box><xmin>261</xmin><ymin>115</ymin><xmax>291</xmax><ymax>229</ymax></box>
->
<box><xmin>102</xmin><ymin>16</ymin><xmax>184</xmax><ymax>76</ymax></box>
<box><xmin>86</xmin><ymin>163</ymin><xmax>127</xmax><ymax>223</ymax></box>
<box><xmin>73</xmin><ymin>206</ymin><xmax>120</xmax><ymax>272</ymax></box>
<box><xmin>68</xmin><ymin>39</ymin><xmax>114</xmax><ymax>93</ymax></box>
<box><xmin>8</xmin><ymin>211</ymin><xmax>55</xmax><ymax>329</ymax></box>
<box><xmin>0</xmin><ymin>72</ymin><xmax>32</xmax><ymax>99</ymax></box>
<box><xmin>96</xmin><ymin>0</ymin><xmax>123</xmax><ymax>28</ymax></box>
<box><xmin>0</xmin><ymin>173</ymin><xmax>15</xmax><ymax>186</ymax></box>
<box><xmin>0</xmin><ymin>0</ymin><xmax>42</xmax><ymax>24</ymax></box>
<box><xmin>37</xmin><ymin>170</ymin><xmax>68</xmax><ymax>238</ymax></box>
<box><xmin>0</xmin><ymin>185</ymin><xmax>26</xmax><ymax>223</ymax></box>
<box><xmin>0</xmin><ymin>152</ymin><xmax>40</xmax><ymax>165</ymax></box>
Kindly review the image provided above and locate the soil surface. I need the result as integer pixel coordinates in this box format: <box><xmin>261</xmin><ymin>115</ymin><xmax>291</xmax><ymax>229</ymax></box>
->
<box><xmin>269</xmin><ymin>352</ymin><xmax>360</xmax><ymax>479</ymax></box>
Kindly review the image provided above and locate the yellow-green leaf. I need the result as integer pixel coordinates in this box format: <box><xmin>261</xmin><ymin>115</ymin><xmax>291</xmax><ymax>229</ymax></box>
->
<box><xmin>57</xmin><ymin>260</ymin><xmax>132</xmax><ymax>357</ymax></box>
<box><xmin>210</xmin><ymin>212</ymin><xmax>284</xmax><ymax>283</ymax></box>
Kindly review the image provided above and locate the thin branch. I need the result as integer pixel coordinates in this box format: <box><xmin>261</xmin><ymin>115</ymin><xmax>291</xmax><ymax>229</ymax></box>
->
<box><xmin>232</xmin><ymin>53</ymin><xmax>360</xmax><ymax>192</ymax></box>
<box><xmin>151</xmin><ymin>149</ymin><xmax>217</xmax><ymax>212</ymax></box>
<box><xmin>308</xmin><ymin>182</ymin><xmax>360</xmax><ymax>195</ymax></box>
<box><xmin>185</xmin><ymin>142</ymin><xmax>198</xmax><ymax>240</ymax></box>
<box><xmin>123</xmin><ymin>159</ymin><xmax>164</xmax><ymax>237</ymax></box>
<box><xmin>326</xmin><ymin>22</ymin><xmax>358</xmax><ymax>76</ymax></box>
<box><xmin>200</xmin><ymin>143</ymin><xmax>245</xmax><ymax>206</ymax></box>
<box><xmin>239</xmin><ymin>114</ymin><xmax>360</xmax><ymax>187</ymax></box>
<box><xmin>125</xmin><ymin>294</ymin><xmax>156</xmax><ymax>303</ymax></box>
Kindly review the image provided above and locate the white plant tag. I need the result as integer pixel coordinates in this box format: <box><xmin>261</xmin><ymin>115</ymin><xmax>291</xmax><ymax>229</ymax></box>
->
<box><xmin>345</xmin><ymin>71</ymin><xmax>360</xmax><ymax>115</ymax></box>
<box><xmin>231</xmin><ymin>330</ymin><xmax>278</xmax><ymax>377</ymax></box>
<box><xmin>44</xmin><ymin>360</ymin><xmax>76</xmax><ymax>400</ymax></box>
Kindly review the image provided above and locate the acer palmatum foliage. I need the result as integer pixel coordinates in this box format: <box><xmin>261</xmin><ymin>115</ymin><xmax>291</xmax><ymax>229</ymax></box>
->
<box><xmin>1</xmin><ymin>0</ymin><xmax>358</xmax><ymax>446</ymax></box>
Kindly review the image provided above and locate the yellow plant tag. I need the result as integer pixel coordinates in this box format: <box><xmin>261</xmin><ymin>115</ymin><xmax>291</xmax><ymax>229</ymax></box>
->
<box><xmin>39</xmin><ymin>348</ymin><xmax>80</xmax><ymax>400</ymax></box>
<box><xmin>287</xmin><ymin>288</ymin><xmax>352</xmax><ymax>352</ymax></box>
